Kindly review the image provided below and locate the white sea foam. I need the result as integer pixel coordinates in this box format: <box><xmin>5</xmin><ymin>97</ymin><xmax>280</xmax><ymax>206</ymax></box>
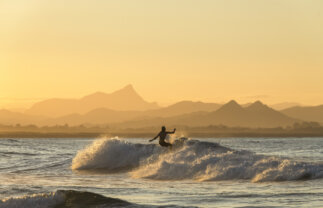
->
<box><xmin>0</xmin><ymin>191</ymin><xmax>64</xmax><ymax>208</ymax></box>
<box><xmin>71</xmin><ymin>137</ymin><xmax>323</xmax><ymax>182</ymax></box>
<box><xmin>71</xmin><ymin>137</ymin><xmax>166</xmax><ymax>171</ymax></box>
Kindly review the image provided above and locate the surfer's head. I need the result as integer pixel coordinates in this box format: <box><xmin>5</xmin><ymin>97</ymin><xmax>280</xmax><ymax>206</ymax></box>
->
<box><xmin>161</xmin><ymin>126</ymin><xmax>166</xmax><ymax>132</ymax></box>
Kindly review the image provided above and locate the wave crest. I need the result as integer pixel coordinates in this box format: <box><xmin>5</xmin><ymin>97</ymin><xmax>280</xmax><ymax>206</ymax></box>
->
<box><xmin>71</xmin><ymin>137</ymin><xmax>165</xmax><ymax>171</ymax></box>
<box><xmin>71</xmin><ymin>137</ymin><xmax>323</xmax><ymax>182</ymax></box>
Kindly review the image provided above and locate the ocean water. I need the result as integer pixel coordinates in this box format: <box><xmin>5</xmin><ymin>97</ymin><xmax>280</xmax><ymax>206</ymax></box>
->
<box><xmin>0</xmin><ymin>137</ymin><xmax>322</xmax><ymax>208</ymax></box>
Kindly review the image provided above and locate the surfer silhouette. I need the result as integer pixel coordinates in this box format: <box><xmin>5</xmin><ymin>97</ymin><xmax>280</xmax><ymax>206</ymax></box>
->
<box><xmin>149</xmin><ymin>126</ymin><xmax>176</xmax><ymax>147</ymax></box>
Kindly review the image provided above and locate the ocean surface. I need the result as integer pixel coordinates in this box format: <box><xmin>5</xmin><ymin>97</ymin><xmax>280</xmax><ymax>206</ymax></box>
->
<box><xmin>0</xmin><ymin>136</ymin><xmax>322</xmax><ymax>208</ymax></box>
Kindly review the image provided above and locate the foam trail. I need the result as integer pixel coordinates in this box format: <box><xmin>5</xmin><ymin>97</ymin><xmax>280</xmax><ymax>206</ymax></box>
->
<box><xmin>132</xmin><ymin>140</ymin><xmax>323</xmax><ymax>182</ymax></box>
<box><xmin>72</xmin><ymin>137</ymin><xmax>323</xmax><ymax>182</ymax></box>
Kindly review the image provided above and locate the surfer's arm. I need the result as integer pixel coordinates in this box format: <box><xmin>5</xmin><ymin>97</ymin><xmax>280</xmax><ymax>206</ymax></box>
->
<box><xmin>149</xmin><ymin>132</ymin><xmax>160</xmax><ymax>142</ymax></box>
<box><xmin>166</xmin><ymin>128</ymin><xmax>176</xmax><ymax>134</ymax></box>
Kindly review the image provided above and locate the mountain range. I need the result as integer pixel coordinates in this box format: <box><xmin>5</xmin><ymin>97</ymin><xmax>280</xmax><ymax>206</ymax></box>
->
<box><xmin>0</xmin><ymin>85</ymin><xmax>322</xmax><ymax>128</ymax></box>
<box><xmin>25</xmin><ymin>85</ymin><xmax>159</xmax><ymax>117</ymax></box>
<box><xmin>36</xmin><ymin>101</ymin><xmax>223</xmax><ymax>126</ymax></box>
<box><xmin>281</xmin><ymin>105</ymin><xmax>323</xmax><ymax>124</ymax></box>
<box><xmin>115</xmin><ymin>100</ymin><xmax>299</xmax><ymax>128</ymax></box>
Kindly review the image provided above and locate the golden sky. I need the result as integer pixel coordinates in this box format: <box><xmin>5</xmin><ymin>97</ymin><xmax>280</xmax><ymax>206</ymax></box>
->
<box><xmin>1</xmin><ymin>0</ymin><xmax>323</xmax><ymax>108</ymax></box>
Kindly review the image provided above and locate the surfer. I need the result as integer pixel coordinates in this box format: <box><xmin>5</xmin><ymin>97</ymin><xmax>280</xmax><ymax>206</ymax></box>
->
<box><xmin>149</xmin><ymin>126</ymin><xmax>176</xmax><ymax>147</ymax></box>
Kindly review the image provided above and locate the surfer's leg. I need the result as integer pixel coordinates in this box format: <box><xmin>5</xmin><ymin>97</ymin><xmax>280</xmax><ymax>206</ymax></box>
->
<box><xmin>160</xmin><ymin>142</ymin><xmax>172</xmax><ymax>147</ymax></box>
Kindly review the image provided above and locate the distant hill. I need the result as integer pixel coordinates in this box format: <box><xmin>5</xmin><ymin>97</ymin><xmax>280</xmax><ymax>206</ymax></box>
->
<box><xmin>270</xmin><ymin>102</ymin><xmax>300</xmax><ymax>110</ymax></box>
<box><xmin>25</xmin><ymin>85</ymin><xmax>159</xmax><ymax>117</ymax></box>
<box><xmin>117</xmin><ymin>100</ymin><xmax>300</xmax><ymax>128</ymax></box>
<box><xmin>143</xmin><ymin>101</ymin><xmax>222</xmax><ymax>117</ymax></box>
<box><xmin>44</xmin><ymin>108</ymin><xmax>142</xmax><ymax>126</ymax></box>
<box><xmin>200</xmin><ymin>100</ymin><xmax>299</xmax><ymax>127</ymax></box>
<box><xmin>43</xmin><ymin>101</ymin><xmax>222</xmax><ymax>125</ymax></box>
<box><xmin>281</xmin><ymin>105</ymin><xmax>323</xmax><ymax>124</ymax></box>
<box><xmin>0</xmin><ymin>109</ymin><xmax>46</xmax><ymax>125</ymax></box>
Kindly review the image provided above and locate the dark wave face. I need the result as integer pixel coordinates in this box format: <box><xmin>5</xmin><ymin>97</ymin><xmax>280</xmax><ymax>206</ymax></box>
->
<box><xmin>72</xmin><ymin>137</ymin><xmax>323</xmax><ymax>182</ymax></box>
<box><xmin>54</xmin><ymin>190</ymin><xmax>133</xmax><ymax>208</ymax></box>
<box><xmin>0</xmin><ymin>190</ymin><xmax>132</xmax><ymax>208</ymax></box>
<box><xmin>0</xmin><ymin>190</ymin><xmax>194</xmax><ymax>208</ymax></box>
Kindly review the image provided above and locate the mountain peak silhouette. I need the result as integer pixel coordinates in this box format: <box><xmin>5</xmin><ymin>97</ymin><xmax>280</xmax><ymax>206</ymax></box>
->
<box><xmin>246</xmin><ymin>100</ymin><xmax>267</xmax><ymax>109</ymax></box>
<box><xmin>82</xmin><ymin>85</ymin><xmax>137</xmax><ymax>100</ymax></box>
<box><xmin>26</xmin><ymin>85</ymin><xmax>159</xmax><ymax>117</ymax></box>
<box><xmin>112</xmin><ymin>84</ymin><xmax>136</xmax><ymax>94</ymax></box>
<box><xmin>211</xmin><ymin>100</ymin><xmax>243</xmax><ymax>116</ymax></box>
<box><xmin>221</xmin><ymin>100</ymin><xmax>241</xmax><ymax>109</ymax></box>
<box><xmin>253</xmin><ymin>100</ymin><xmax>263</xmax><ymax>105</ymax></box>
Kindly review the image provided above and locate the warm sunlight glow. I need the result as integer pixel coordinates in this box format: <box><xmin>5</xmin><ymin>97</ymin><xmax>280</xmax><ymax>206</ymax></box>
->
<box><xmin>1</xmin><ymin>2</ymin><xmax>323</xmax><ymax>208</ymax></box>
<box><xmin>1</xmin><ymin>0</ymin><xmax>323</xmax><ymax>108</ymax></box>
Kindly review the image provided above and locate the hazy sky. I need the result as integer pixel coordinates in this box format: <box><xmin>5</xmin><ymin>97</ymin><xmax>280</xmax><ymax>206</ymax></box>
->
<box><xmin>1</xmin><ymin>0</ymin><xmax>323</xmax><ymax>108</ymax></box>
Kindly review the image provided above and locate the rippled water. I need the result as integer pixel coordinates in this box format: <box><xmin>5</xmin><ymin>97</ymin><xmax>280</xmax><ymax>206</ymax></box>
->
<box><xmin>0</xmin><ymin>137</ymin><xmax>322</xmax><ymax>207</ymax></box>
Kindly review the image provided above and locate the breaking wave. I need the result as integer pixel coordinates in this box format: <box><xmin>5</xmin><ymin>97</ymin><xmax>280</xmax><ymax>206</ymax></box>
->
<box><xmin>71</xmin><ymin>137</ymin><xmax>165</xmax><ymax>172</ymax></box>
<box><xmin>0</xmin><ymin>190</ymin><xmax>132</xmax><ymax>208</ymax></box>
<box><xmin>71</xmin><ymin>137</ymin><xmax>323</xmax><ymax>182</ymax></box>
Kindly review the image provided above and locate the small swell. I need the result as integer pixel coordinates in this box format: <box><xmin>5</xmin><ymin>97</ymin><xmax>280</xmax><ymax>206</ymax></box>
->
<box><xmin>0</xmin><ymin>190</ymin><xmax>132</xmax><ymax>208</ymax></box>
